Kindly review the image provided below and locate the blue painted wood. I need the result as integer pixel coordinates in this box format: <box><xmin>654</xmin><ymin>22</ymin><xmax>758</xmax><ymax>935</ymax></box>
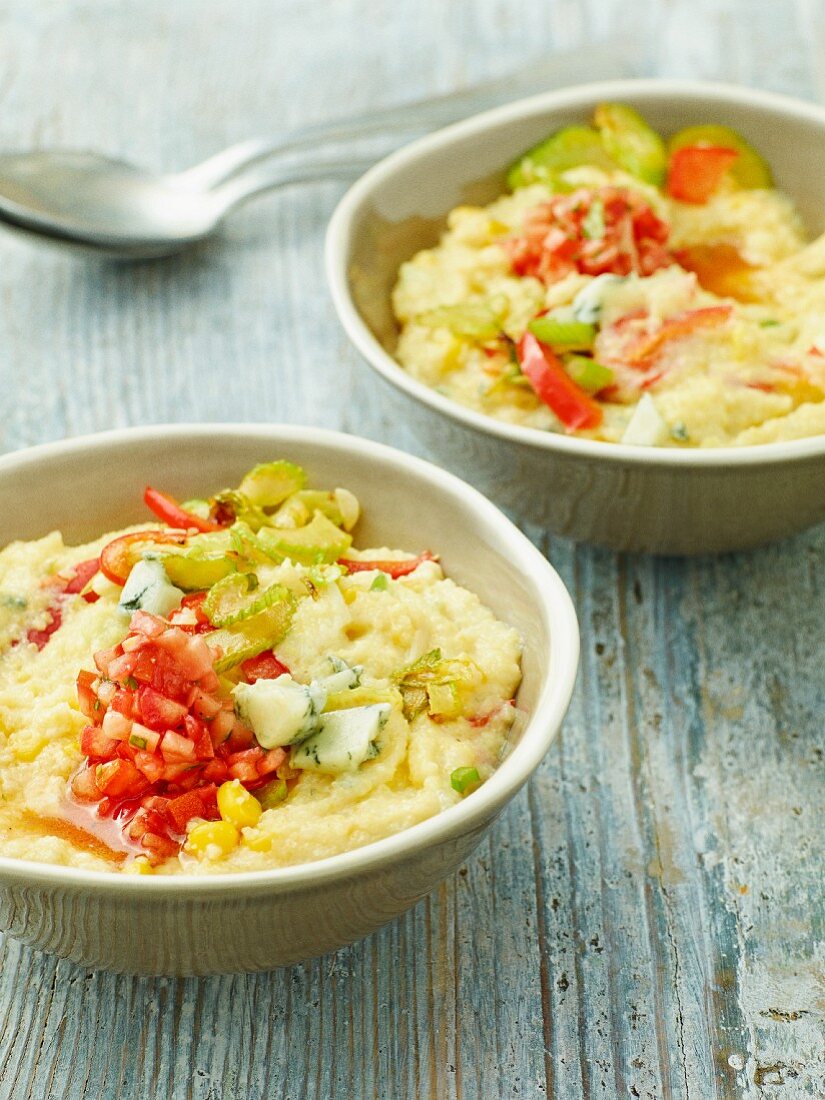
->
<box><xmin>0</xmin><ymin>1</ymin><xmax>823</xmax><ymax>1097</ymax></box>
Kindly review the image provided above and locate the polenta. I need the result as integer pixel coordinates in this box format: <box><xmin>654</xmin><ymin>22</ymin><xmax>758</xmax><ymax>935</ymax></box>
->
<box><xmin>392</xmin><ymin>103</ymin><xmax>825</xmax><ymax>447</ymax></box>
<box><xmin>0</xmin><ymin>462</ymin><xmax>521</xmax><ymax>875</ymax></box>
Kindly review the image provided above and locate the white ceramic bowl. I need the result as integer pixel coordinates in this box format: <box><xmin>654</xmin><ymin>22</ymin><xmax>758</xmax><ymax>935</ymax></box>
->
<box><xmin>327</xmin><ymin>80</ymin><xmax>825</xmax><ymax>554</ymax></box>
<box><xmin>0</xmin><ymin>424</ymin><xmax>578</xmax><ymax>975</ymax></box>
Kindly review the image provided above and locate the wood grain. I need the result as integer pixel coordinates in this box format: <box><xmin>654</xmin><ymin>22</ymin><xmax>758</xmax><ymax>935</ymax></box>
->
<box><xmin>0</xmin><ymin>0</ymin><xmax>823</xmax><ymax>1096</ymax></box>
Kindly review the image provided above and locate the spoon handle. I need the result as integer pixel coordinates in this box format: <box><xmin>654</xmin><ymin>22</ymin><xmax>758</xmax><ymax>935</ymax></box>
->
<box><xmin>174</xmin><ymin>39</ymin><xmax>635</xmax><ymax>192</ymax></box>
<box><xmin>208</xmin><ymin>155</ymin><xmax>382</xmax><ymax>213</ymax></box>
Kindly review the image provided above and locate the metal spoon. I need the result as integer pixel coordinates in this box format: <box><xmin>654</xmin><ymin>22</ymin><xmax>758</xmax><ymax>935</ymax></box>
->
<box><xmin>0</xmin><ymin>44</ymin><xmax>632</xmax><ymax>259</ymax></box>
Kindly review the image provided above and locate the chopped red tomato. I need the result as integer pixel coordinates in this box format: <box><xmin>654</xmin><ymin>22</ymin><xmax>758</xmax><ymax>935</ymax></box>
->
<box><xmin>100</xmin><ymin>529</ymin><xmax>188</xmax><ymax>586</ymax></box>
<box><xmin>505</xmin><ymin>186</ymin><xmax>672</xmax><ymax>284</ymax></box>
<box><xmin>517</xmin><ymin>332</ymin><xmax>603</xmax><ymax>431</ymax></box>
<box><xmin>626</xmin><ymin>305</ymin><xmax>732</xmax><ymax>363</ymax></box>
<box><xmin>241</xmin><ymin>650</ymin><xmax>291</xmax><ymax>682</ymax></box>
<box><xmin>25</xmin><ymin>603</ymin><xmax>63</xmax><ymax>650</ymax></box>
<box><xmin>667</xmin><ymin>145</ymin><xmax>739</xmax><ymax>204</ymax></box>
<box><xmin>338</xmin><ymin>551</ymin><xmax>436</xmax><ymax>578</ymax></box>
<box><xmin>69</xmin><ymin>610</ymin><xmax>274</xmax><ymax>863</ymax></box>
<box><xmin>168</xmin><ymin>592</ymin><xmax>212</xmax><ymax>634</ymax></box>
<box><xmin>143</xmin><ymin>486</ymin><xmax>224</xmax><ymax>533</ymax></box>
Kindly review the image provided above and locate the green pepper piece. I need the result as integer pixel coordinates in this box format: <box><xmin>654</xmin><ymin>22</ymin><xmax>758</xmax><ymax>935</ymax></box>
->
<box><xmin>255</xmin><ymin>511</ymin><xmax>352</xmax><ymax>565</ymax></box>
<box><xmin>666</xmin><ymin>124</ymin><xmax>772</xmax><ymax>189</ymax></box>
<box><xmin>593</xmin><ymin>102</ymin><xmax>668</xmax><ymax>186</ymax></box>
<box><xmin>238</xmin><ymin>461</ymin><xmax>307</xmax><ymax>510</ymax></box>
<box><xmin>528</xmin><ymin>316</ymin><xmax>596</xmax><ymax>351</ymax></box>
<box><xmin>506</xmin><ymin>125</ymin><xmax>617</xmax><ymax>190</ymax></box>
<box><xmin>563</xmin><ymin>355</ymin><xmax>614</xmax><ymax>394</ymax></box>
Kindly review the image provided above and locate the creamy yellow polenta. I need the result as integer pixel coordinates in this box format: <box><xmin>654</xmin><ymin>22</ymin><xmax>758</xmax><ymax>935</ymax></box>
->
<box><xmin>0</xmin><ymin>526</ymin><xmax>521</xmax><ymax>875</ymax></box>
<box><xmin>392</xmin><ymin>163</ymin><xmax>825</xmax><ymax>447</ymax></box>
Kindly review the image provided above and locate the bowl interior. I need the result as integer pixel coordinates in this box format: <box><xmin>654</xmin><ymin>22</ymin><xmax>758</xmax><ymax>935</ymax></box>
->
<box><xmin>340</xmin><ymin>82</ymin><xmax>825</xmax><ymax>354</ymax></box>
<box><xmin>0</xmin><ymin>426</ymin><xmax>564</xmax><ymax>778</ymax></box>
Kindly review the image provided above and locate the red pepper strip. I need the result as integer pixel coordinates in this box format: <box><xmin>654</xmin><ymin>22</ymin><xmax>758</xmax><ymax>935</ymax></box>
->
<box><xmin>100</xmin><ymin>529</ymin><xmax>189</xmax><ymax>586</ymax></box>
<box><xmin>338</xmin><ymin>551</ymin><xmax>437</xmax><ymax>579</ymax></box>
<box><xmin>64</xmin><ymin>557</ymin><xmax>101</xmax><ymax>603</ymax></box>
<box><xmin>143</xmin><ymin>486</ymin><xmax>223</xmax><ymax>533</ymax></box>
<box><xmin>516</xmin><ymin>333</ymin><xmax>603</xmax><ymax>432</ymax></box>
<box><xmin>667</xmin><ymin>145</ymin><xmax>739</xmax><ymax>204</ymax></box>
<box><xmin>241</xmin><ymin>650</ymin><xmax>291</xmax><ymax>683</ymax></box>
<box><xmin>626</xmin><ymin>305</ymin><xmax>732</xmax><ymax>364</ymax></box>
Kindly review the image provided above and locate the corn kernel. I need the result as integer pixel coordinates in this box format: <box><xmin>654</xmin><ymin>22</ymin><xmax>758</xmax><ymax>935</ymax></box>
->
<box><xmin>217</xmin><ymin>779</ymin><xmax>262</xmax><ymax>829</ymax></box>
<box><xmin>125</xmin><ymin>856</ymin><xmax>153</xmax><ymax>875</ymax></box>
<box><xmin>343</xmin><ymin>587</ymin><xmax>358</xmax><ymax>605</ymax></box>
<box><xmin>242</xmin><ymin>829</ymin><xmax>273</xmax><ymax>853</ymax></box>
<box><xmin>187</xmin><ymin>820</ymin><xmax>239</xmax><ymax>857</ymax></box>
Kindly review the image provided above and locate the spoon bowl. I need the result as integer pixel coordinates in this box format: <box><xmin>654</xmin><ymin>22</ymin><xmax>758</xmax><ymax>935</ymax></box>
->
<box><xmin>0</xmin><ymin>152</ymin><xmax>228</xmax><ymax>258</ymax></box>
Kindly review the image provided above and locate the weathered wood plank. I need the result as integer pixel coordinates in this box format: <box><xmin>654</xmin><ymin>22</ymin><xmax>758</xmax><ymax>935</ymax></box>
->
<box><xmin>0</xmin><ymin>1</ymin><xmax>823</xmax><ymax>1098</ymax></box>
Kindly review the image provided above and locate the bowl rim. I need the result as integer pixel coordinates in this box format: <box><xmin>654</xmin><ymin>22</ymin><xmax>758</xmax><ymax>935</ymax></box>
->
<box><xmin>0</xmin><ymin>423</ymin><xmax>579</xmax><ymax>894</ymax></box>
<box><xmin>326</xmin><ymin>77</ymin><xmax>825</xmax><ymax>469</ymax></box>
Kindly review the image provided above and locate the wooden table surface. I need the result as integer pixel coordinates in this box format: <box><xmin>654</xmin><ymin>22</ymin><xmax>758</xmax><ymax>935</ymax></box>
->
<box><xmin>0</xmin><ymin>2</ymin><xmax>823</xmax><ymax>1097</ymax></box>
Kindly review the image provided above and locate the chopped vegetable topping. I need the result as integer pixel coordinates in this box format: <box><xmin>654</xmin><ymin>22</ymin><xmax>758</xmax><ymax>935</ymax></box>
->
<box><xmin>517</xmin><ymin>333</ymin><xmax>603</xmax><ymax>431</ymax></box>
<box><xmin>450</xmin><ymin>767</ymin><xmax>481</xmax><ymax>794</ymax></box>
<box><xmin>666</xmin><ymin>145</ymin><xmax>739</xmax><ymax>204</ymax></box>
<box><xmin>505</xmin><ymin>188</ymin><xmax>672</xmax><ymax>284</ymax></box>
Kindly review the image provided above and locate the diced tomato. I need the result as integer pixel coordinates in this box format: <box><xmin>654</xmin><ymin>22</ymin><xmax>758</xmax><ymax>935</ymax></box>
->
<box><xmin>257</xmin><ymin>748</ymin><xmax>287</xmax><ymax>777</ymax></box>
<box><xmin>169</xmin><ymin>591</ymin><xmax>213</xmax><ymax>634</ymax></box>
<box><xmin>137</xmin><ymin>685</ymin><xmax>188</xmax><ymax>732</ymax></box>
<box><xmin>80</xmin><ymin>725</ymin><xmax>118</xmax><ymax>759</ymax></box>
<box><xmin>165</xmin><ymin>790</ymin><xmax>209</xmax><ymax>833</ymax></box>
<box><xmin>133</xmin><ymin>750</ymin><xmax>165</xmax><ymax>783</ymax></box>
<box><xmin>667</xmin><ymin>145</ymin><xmax>739</xmax><ymax>204</ymax></box>
<box><xmin>225</xmin><ymin>721</ymin><xmax>255</xmax><ymax>753</ymax></box>
<box><xmin>100</xmin><ymin>529</ymin><xmax>188</xmax><ymax>586</ymax></box>
<box><xmin>143</xmin><ymin>486</ymin><xmax>224</xmax><ymax>533</ymax></box>
<box><xmin>209</xmin><ymin>706</ymin><xmax>235</xmax><ymax>746</ymax></box>
<box><xmin>201</xmin><ymin>758</ymin><xmax>231</xmax><ymax>785</ymax></box>
<box><xmin>77</xmin><ymin>670</ymin><xmax>101</xmax><ymax>723</ymax></box>
<box><xmin>71</xmin><ymin>766</ymin><xmax>101</xmax><ymax>803</ymax></box>
<box><xmin>505</xmin><ymin>186</ymin><xmax>673</xmax><ymax>284</ymax></box>
<box><xmin>94</xmin><ymin>759</ymin><xmax>148</xmax><ymax>799</ymax></box>
<box><xmin>26</xmin><ymin>602</ymin><xmax>63</xmax><ymax>650</ymax></box>
<box><xmin>190</xmin><ymin>687</ymin><xmax>222</xmax><ymax>721</ymax></box>
<box><xmin>241</xmin><ymin>650</ymin><xmax>291</xmax><ymax>682</ymax></box>
<box><xmin>161</xmin><ymin>731</ymin><xmax>197</xmax><ymax>762</ymax></box>
<box><xmin>337</xmin><ymin>552</ymin><xmax>436</xmax><ymax>579</ymax></box>
<box><xmin>517</xmin><ymin>332</ymin><xmax>603</xmax><ymax>431</ymax></box>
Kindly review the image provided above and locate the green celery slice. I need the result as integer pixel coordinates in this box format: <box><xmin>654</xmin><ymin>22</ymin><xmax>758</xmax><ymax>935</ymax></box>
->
<box><xmin>528</xmin><ymin>316</ymin><xmax>596</xmax><ymax>351</ymax></box>
<box><xmin>594</xmin><ymin>102</ymin><xmax>668</xmax><ymax>186</ymax></box>
<box><xmin>563</xmin><ymin>355</ymin><xmax>614</xmax><ymax>394</ymax></box>
<box><xmin>148</xmin><ymin>547</ymin><xmax>235</xmax><ymax>591</ymax></box>
<box><xmin>212</xmin><ymin>490</ymin><xmax>270</xmax><ymax>532</ymax></box>
<box><xmin>666</xmin><ymin>124</ymin><xmax>773</xmax><ymax>189</ymax></box>
<box><xmin>506</xmin><ymin>125</ymin><xmax>617</xmax><ymax>190</ymax></box>
<box><xmin>273</xmin><ymin>490</ymin><xmax>352</xmax><ymax>531</ymax></box>
<box><xmin>204</xmin><ymin>573</ymin><xmax>294</xmax><ymax>628</ymax></box>
<box><xmin>206</xmin><ymin>596</ymin><xmax>298</xmax><ymax>673</ymax></box>
<box><xmin>255</xmin><ymin>512</ymin><xmax>352</xmax><ymax>565</ymax></box>
<box><xmin>415</xmin><ymin>297</ymin><xmax>505</xmax><ymax>342</ymax></box>
<box><xmin>239</xmin><ymin>461</ymin><xmax>306</xmax><ymax>509</ymax></box>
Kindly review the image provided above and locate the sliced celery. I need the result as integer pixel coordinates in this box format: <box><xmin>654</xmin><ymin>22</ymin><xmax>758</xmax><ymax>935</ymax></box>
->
<box><xmin>594</xmin><ymin>102</ymin><xmax>668</xmax><ymax>186</ymax></box>
<box><xmin>255</xmin><ymin>512</ymin><xmax>352</xmax><ymax>565</ymax></box>
<box><xmin>563</xmin><ymin>355</ymin><xmax>614</xmax><ymax>394</ymax></box>
<box><xmin>239</xmin><ymin>461</ymin><xmax>307</xmax><ymax>510</ymax></box>
<box><xmin>506</xmin><ymin>125</ymin><xmax>617</xmax><ymax>190</ymax></box>
<box><xmin>415</xmin><ymin>296</ymin><xmax>506</xmax><ymax>342</ymax></box>
<box><xmin>204</xmin><ymin>573</ymin><xmax>294</xmax><ymax>628</ymax></box>
<box><xmin>150</xmin><ymin>548</ymin><xmax>235</xmax><ymax>591</ymax></box>
<box><xmin>273</xmin><ymin>489</ymin><xmax>354</xmax><ymax>531</ymax></box>
<box><xmin>206</xmin><ymin>596</ymin><xmax>298</xmax><ymax>673</ymax></box>
<box><xmin>528</xmin><ymin>315</ymin><xmax>596</xmax><ymax>351</ymax></box>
